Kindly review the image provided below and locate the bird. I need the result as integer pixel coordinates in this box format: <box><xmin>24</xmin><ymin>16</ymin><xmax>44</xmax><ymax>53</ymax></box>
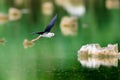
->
<box><xmin>32</xmin><ymin>14</ymin><xmax>57</xmax><ymax>38</ymax></box>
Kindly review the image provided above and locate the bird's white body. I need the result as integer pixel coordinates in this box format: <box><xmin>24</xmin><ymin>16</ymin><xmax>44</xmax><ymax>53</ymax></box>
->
<box><xmin>41</xmin><ymin>32</ymin><xmax>55</xmax><ymax>38</ymax></box>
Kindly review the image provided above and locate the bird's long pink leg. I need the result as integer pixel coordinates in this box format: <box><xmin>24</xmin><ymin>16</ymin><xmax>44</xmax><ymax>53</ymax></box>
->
<box><xmin>31</xmin><ymin>35</ymin><xmax>42</xmax><ymax>43</ymax></box>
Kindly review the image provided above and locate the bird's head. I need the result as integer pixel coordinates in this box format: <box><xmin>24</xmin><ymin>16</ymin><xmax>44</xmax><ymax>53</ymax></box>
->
<box><xmin>48</xmin><ymin>32</ymin><xmax>55</xmax><ymax>37</ymax></box>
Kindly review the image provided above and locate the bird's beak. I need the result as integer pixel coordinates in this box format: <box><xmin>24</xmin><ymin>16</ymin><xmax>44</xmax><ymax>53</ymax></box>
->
<box><xmin>53</xmin><ymin>34</ymin><xmax>55</xmax><ymax>37</ymax></box>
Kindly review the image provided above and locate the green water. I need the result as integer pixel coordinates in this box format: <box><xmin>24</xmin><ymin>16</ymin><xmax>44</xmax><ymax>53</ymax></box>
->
<box><xmin>0</xmin><ymin>20</ymin><xmax>120</xmax><ymax>80</ymax></box>
<box><xmin>0</xmin><ymin>38</ymin><xmax>120</xmax><ymax>80</ymax></box>
<box><xmin>0</xmin><ymin>0</ymin><xmax>120</xmax><ymax>80</ymax></box>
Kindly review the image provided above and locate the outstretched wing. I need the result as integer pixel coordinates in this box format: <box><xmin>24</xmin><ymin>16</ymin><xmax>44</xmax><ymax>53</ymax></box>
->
<box><xmin>44</xmin><ymin>14</ymin><xmax>57</xmax><ymax>32</ymax></box>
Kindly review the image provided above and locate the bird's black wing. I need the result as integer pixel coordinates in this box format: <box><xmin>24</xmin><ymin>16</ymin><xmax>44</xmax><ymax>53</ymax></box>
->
<box><xmin>31</xmin><ymin>31</ymin><xmax>44</xmax><ymax>35</ymax></box>
<box><xmin>44</xmin><ymin>14</ymin><xmax>57</xmax><ymax>32</ymax></box>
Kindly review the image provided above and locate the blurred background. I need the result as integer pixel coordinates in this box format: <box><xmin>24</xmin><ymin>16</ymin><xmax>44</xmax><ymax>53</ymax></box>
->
<box><xmin>0</xmin><ymin>0</ymin><xmax>120</xmax><ymax>80</ymax></box>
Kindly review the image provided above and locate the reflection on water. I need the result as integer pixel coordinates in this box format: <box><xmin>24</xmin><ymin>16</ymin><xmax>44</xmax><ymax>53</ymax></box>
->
<box><xmin>77</xmin><ymin>44</ymin><xmax>120</xmax><ymax>68</ymax></box>
<box><xmin>9</xmin><ymin>8</ymin><xmax>22</xmax><ymax>21</ymax></box>
<box><xmin>0</xmin><ymin>38</ymin><xmax>6</xmax><ymax>45</ymax></box>
<box><xmin>78</xmin><ymin>54</ymin><xmax>118</xmax><ymax>68</ymax></box>
<box><xmin>0</xmin><ymin>13</ymin><xmax>8</xmax><ymax>24</ymax></box>
<box><xmin>60</xmin><ymin>16</ymin><xmax>78</xmax><ymax>36</ymax></box>
<box><xmin>42</xmin><ymin>2</ymin><xmax>54</xmax><ymax>15</ymax></box>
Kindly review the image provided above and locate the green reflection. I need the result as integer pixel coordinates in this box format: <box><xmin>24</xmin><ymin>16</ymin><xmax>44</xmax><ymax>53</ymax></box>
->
<box><xmin>0</xmin><ymin>0</ymin><xmax>120</xmax><ymax>80</ymax></box>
